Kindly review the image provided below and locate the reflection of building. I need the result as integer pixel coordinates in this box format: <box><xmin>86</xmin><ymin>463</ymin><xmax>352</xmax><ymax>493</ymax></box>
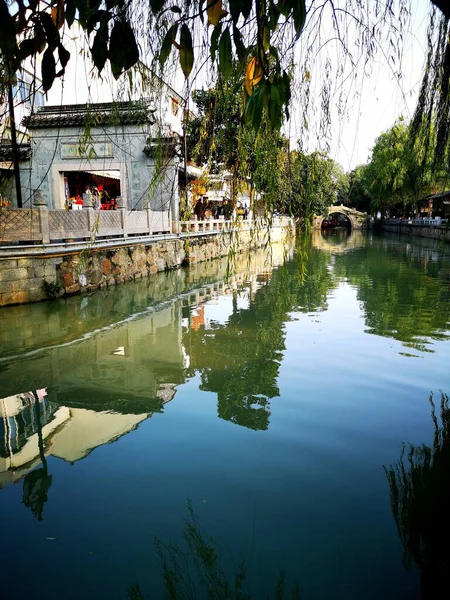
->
<box><xmin>0</xmin><ymin>390</ymin><xmax>69</xmax><ymax>487</ymax></box>
<box><xmin>0</xmin><ymin>389</ymin><xmax>159</xmax><ymax>488</ymax></box>
<box><xmin>50</xmin><ymin>408</ymin><xmax>149</xmax><ymax>463</ymax></box>
<box><xmin>0</xmin><ymin>391</ymin><xmax>54</xmax><ymax>460</ymax></box>
<box><xmin>191</xmin><ymin>306</ymin><xmax>205</xmax><ymax>330</ymax></box>
<box><xmin>1</xmin><ymin>302</ymin><xmax>187</xmax><ymax>414</ymax></box>
<box><xmin>0</xmin><ymin>242</ymin><xmax>295</xmax><ymax>485</ymax></box>
<box><xmin>182</xmin><ymin>245</ymin><xmax>293</xmax><ymax>431</ymax></box>
<box><xmin>0</xmin><ymin>298</ymin><xmax>187</xmax><ymax>491</ymax></box>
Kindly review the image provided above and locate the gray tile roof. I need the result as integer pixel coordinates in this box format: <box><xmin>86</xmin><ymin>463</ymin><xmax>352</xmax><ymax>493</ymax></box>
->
<box><xmin>25</xmin><ymin>101</ymin><xmax>156</xmax><ymax>128</ymax></box>
<box><xmin>0</xmin><ymin>143</ymin><xmax>31</xmax><ymax>162</ymax></box>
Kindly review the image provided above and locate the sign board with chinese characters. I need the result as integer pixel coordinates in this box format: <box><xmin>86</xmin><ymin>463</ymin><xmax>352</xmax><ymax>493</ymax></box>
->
<box><xmin>61</xmin><ymin>142</ymin><xmax>114</xmax><ymax>159</ymax></box>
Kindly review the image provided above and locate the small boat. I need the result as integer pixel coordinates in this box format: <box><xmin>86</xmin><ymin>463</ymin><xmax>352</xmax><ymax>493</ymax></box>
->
<box><xmin>322</xmin><ymin>219</ymin><xmax>338</xmax><ymax>229</ymax></box>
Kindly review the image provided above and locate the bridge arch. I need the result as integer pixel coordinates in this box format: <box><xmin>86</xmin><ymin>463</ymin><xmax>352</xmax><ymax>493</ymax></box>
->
<box><xmin>312</xmin><ymin>205</ymin><xmax>367</xmax><ymax>230</ymax></box>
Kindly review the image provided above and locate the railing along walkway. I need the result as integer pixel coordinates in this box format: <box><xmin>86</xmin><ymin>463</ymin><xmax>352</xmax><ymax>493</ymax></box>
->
<box><xmin>384</xmin><ymin>217</ymin><xmax>449</xmax><ymax>226</ymax></box>
<box><xmin>0</xmin><ymin>201</ymin><xmax>292</xmax><ymax>250</ymax></box>
<box><xmin>0</xmin><ymin>206</ymin><xmax>172</xmax><ymax>245</ymax></box>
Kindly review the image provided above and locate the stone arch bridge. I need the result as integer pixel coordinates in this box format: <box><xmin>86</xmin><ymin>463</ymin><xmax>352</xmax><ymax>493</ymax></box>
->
<box><xmin>312</xmin><ymin>205</ymin><xmax>368</xmax><ymax>230</ymax></box>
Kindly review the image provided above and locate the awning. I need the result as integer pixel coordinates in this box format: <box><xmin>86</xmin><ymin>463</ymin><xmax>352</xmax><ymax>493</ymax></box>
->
<box><xmin>85</xmin><ymin>170</ymin><xmax>121</xmax><ymax>180</ymax></box>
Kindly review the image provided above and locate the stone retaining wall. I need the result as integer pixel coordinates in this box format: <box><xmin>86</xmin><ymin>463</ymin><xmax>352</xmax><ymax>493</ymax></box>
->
<box><xmin>382</xmin><ymin>223</ymin><xmax>450</xmax><ymax>243</ymax></box>
<box><xmin>0</xmin><ymin>225</ymin><xmax>293</xmax><ymax>307</ymax></box>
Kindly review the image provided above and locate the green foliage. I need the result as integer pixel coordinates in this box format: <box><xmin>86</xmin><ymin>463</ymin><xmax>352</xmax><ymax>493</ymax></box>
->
<box><xmin>347</xmin><ymin>165</ymin><xmax>372</xmax><ymax>213</ymax></box>
<box><xmin>179</xmin><ymin>23</ymin><xmax>194</xmax><ymax>78</ymax></box>
<box><xmin>0</xmin><ymin>0</ymin><xmax>306</xmax><ymax>132</ymax></box>
<box><xmin>186</xmin><ymin>65</ymin><xmax>286</xmax><ymax>211</ymax></box>
<box><xmin>186</xmin><ymin>65</ymin><xmax>349</xmax><ymax>225</ymax></box>
<box><xmin>184</xmin><ymin>251</ymin><xmax>336</xmax><ymax>431</ymax></box>
<box><xmin>2</xmin><ymin>0</ymin><xmax>445</xmax><ymax>142</ymax></box>
<box><xmin>0</xmin><ymin>0</ymin><xmax>139</xmax><ymax>90</ymax></box>
<box><xmin>186</xmin><ymin>73</ymin><xmax>243</xmax><ymax>170</ymax></box>
<box><xmin>363</xmin><ymin>122</ymin><xmax>447</xmax><ymax>214</ymax></box>
<box><xmin>276</xmin><ymin>150</ymin><xmax>347</xmax><ymax>223</ymax></box>
<box><xmin>42</xmin><ymin>279</ymin><xmax>62</xmax><ymax>299</ymax></box>
<box><xmin>410</xmin><ymin>6</ymin><xmax>450</xmax><ymax>170</ymax></box>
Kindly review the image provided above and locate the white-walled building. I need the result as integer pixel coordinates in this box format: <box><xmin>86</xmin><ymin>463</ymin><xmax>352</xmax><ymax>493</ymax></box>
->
<box><xmin>22</xmin><ymin>100</ymin><xmax>180</xmax><ymax>217</ymax></box>
<box><xmin>2</xmin><ymin>25</ymin><xmax>185</xmax><ymax>210</ymax></box>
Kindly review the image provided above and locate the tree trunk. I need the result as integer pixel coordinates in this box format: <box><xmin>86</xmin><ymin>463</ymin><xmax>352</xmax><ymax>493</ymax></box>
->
<box><xmin>6</xmin><ymin>66</ymin><xmax>23</xmax><ymax>208</ymax></box>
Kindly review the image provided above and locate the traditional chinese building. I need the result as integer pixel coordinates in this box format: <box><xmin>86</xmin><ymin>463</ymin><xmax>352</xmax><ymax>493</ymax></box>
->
<box><xmin>19</xmin><ymin>101</ymin><xmax>179</xmax><ymax>217</ymax></box>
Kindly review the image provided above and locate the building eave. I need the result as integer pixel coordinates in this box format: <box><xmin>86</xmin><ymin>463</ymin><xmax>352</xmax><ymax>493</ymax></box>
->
<box><xmin>24</xmin><ymin>101</ymin><xmax>157</xmax><ymax>129</ymax></box>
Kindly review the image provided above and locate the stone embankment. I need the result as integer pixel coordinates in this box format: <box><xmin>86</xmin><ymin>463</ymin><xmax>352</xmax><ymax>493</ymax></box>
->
<box><xmin>0</xmin><ymin>224</ymin><xmax>294</xmax><ymax>307</ymax></box>
<box><xmin>382</xmin><ymin>222</ymin><xmax>450</xmax><ymax>243</ymax></box>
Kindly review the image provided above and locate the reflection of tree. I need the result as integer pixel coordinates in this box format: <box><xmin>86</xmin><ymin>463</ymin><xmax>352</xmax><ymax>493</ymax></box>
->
<box><xmin>334</xmin><ymin>239</ymin><xmax>450</xmax><ymax>351</ymax></box>
<box><xmin>22</xmin><ymin>392</ymin><xmax>52</xmax><ymax>521</ymax></box>
<box><xmin>385</xmin><ymin>392</ymin><xmax>450</xmax><ymax>599</ymax></box>
<box><xmin>187</xmin><ymin>289</ymin><xmax>283</xmax><ymax>431</ymax></box>
<box><xmin>129</xmin><ymin>500</ymin><xmax>301</xmax><ymax>599</ymax></box>
<box><xmin>185</xmin><ymin>250</ymin><xmax>336</xmax><ymax>431</ymax></box>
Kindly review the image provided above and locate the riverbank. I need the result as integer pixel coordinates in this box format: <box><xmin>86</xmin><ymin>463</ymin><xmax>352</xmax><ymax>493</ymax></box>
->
<box><xmin>382</xmin><ymin>221</ymin><xmax>450</xmax><ymax>243</ymax></box>
<box><xmin>0</xmin><ymin>221</ymin><xmax>294</xmax><ymax>307</ymax></box>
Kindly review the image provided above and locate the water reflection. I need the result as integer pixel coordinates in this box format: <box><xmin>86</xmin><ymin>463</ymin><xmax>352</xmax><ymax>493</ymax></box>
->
<box><xmin>332</xmin><ymin>236</ymin><xmax>450</xmax><ymax>352</ymax></box>
<box><xmin>0</xmin><ymin>233</ymin><xmax>450</xmax><ymax>598</ymax></box>
<box><xmin>0</xmin><ymin>387</ymin><xmax>149</xmax><ymax>493</ymax></box>
<box><xmin>0</xmin><ymin>390</ymin><xmax>56</xmax><ymax>506</ymax></box>
<box><xmin>184</xmin><ymin>247</ymin><xmax>337</xmax><ymax>430</ymax></box>
<box><xmin>22</xmin><ymin>393</ymin><xmax>53</xmax><ymax>520</ymax></box>
<box><xmin>385</xmin><ymin>392</ymin><xmax>450</xmax><ymax>599</ymax></box>
<box><xmin>1</xmin><ymin>233</ymin><xmax>450</xmax><ymax>492</ymax></box>
<box><xmin>0</xmin><ymin>245</ymin><xmax>295</xmax><ymax>487</ymax></box>
<box><xmin>312</xmin><ymin>228</ymin><xmax>366</xmax><ymax>253</ymax></box>
<box><xmin>185</xmin><ymin>287</ymin><xmax>280</xmax><ymax>430</ymax></box>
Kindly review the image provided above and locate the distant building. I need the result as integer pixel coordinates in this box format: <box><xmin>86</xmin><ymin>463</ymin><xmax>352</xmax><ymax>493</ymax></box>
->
<box><xmin>417</xmin><ymin>191</ymin><xmax>450</xmax><ymax>219</ymax></box>
<box><xmin>0</xmin><ymin>63</ymin><xmax>46</xmax><ymax>144</ymax></box>
<box><xmin>0</xmin><ymin>62</ymin><xmax>45</xmax><ymax>202</ymax></box>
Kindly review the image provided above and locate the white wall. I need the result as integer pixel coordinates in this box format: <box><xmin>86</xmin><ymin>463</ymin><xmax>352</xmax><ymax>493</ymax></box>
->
<box><xmin>47</xmin><ymin>28</ymin><xmax>184</xmax><ymax>136</ymax></box>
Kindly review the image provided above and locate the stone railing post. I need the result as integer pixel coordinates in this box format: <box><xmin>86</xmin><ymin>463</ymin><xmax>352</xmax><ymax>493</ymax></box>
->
<box><xmin>146</xmin><ymin>201</ymin><xmax>152</xmax><ymax>235</ymax></box>
<box><xmin>116</xmin><ymin>196</ymin><xmax>128</xmax><ymax>238</ymax></box>
<box><xmin>34</xmin><ymin>189</ymin><xmax>50</xmax><ymax>244</ymax></box>
<box><xmin>82</xmin><ymin>192</ymin><xmax>97</xmax><ymax>240</ymax></box>
<box><xmin>172</xmin><ymin>219</ymin><xmax>180</xmax><ymax>234</ymax></box>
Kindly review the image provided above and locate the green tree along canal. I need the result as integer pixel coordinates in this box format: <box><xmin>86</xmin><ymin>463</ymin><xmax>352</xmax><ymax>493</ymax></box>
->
<box><xmin>0</xmin><ymin>232</ymin><xmax>449</xmax><ymax>599</ymax></box>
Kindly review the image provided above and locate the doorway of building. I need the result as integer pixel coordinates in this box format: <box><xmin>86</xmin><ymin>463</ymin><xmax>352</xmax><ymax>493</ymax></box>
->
<box><xmin>63</xmin><ymin>170</ymin><xmax>121</xmax><ymax>209</ymax></box>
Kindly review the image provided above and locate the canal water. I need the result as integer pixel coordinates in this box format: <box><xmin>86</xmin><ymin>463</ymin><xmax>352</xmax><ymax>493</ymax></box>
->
<box><xmin>0</xmin><ymin>231</ymin><xmax>449</xmax><ymax>599</ymax></box>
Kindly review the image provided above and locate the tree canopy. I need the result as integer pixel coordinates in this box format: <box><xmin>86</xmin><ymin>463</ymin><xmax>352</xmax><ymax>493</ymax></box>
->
<box><xmin>364</xmin><ymin>123</ymin><xmax>433</xmax><ymax>212</ymax></box>
<box><xmin>353</xmin><ymin>121</ymin><xmax>449</xmax><ymax>216</ymax></box>
<box><xmin>2</xmin><ymin>0</ymin><xmax>447</xmax><ymax>138</ymax></box>
<box><xmin>2</xmin><ymin>0</ymin><xmax>450</xmax><ymax>216</ymax></box>
<box><xmin>186</xmin><ymin>70</ymin><xmax>349</xmax><ymax>221</ymax></box>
